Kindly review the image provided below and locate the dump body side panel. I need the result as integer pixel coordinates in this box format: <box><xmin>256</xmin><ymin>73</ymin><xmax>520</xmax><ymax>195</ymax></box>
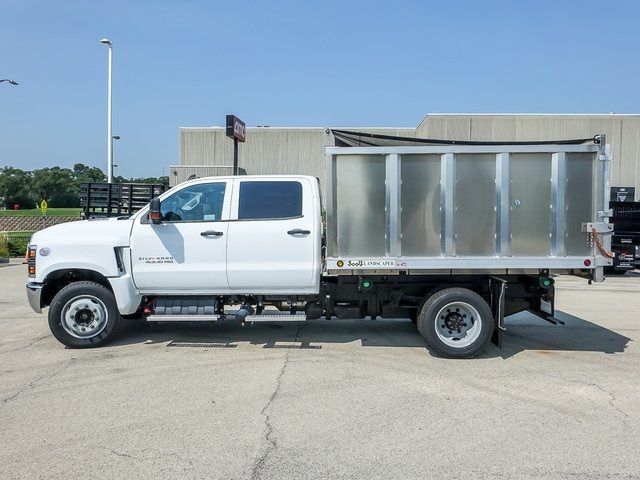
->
<box><xmin>325</xmin><ymin>142</ymin><xmax>612</xmax><ymax>280</ymax></box>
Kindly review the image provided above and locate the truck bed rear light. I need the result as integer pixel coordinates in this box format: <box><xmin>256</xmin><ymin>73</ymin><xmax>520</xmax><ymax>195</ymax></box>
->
<box><xmin>27</xmin><ymin>245</ymin><xmax>37</xmax><ymax>277</ymax></box>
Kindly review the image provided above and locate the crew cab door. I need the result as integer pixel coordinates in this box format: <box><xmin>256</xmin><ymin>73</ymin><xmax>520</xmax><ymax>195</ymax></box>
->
<box><xmin>130</xmin><ymin>180</ymin><xmax>231</xmax><ymax>293</ymax></box>
<box><xmin>226</xmin><ymin>178</ymin><xmax>320</xmax><ymax>294</ymax></box>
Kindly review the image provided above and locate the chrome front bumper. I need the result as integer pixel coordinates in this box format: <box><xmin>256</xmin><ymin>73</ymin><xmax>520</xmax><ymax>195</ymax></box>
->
<box><xmin>26</xmin><ymin>282</ymin><xmax>44</xmax><ymax>314</ymax></box>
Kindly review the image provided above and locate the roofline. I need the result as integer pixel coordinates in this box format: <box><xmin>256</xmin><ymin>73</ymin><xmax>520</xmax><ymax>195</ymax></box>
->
<box><xmin>179</xmin><ymin>126</ymin><xmax>416</xmax><ymax>130</ymax></box>
<box><xmin>181</xmin><ymin>113</ymin><xmax>640</xmax><ymax>134</ymax></box>
<box><xmin>425</xmin><ymin>113</ymin><xmax>640</xmax><ymax>116</ymax></box>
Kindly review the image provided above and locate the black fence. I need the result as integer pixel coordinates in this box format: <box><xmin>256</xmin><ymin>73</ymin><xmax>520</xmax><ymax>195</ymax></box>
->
<box><xmin>80</xmin><ymin>183</ymin><xmax>166</xmax><ymax>218</ymax></box>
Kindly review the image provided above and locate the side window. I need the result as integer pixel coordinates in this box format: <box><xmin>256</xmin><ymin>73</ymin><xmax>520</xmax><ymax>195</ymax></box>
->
<box><xmin>160</xmin><ymin>183</ymin><xmax>226</xmax><ymax>222</ymax></box>
<box><xmin>238</xmin><ymin>181</ymin><xmax>302</xmax><ymax>220</ymax></box>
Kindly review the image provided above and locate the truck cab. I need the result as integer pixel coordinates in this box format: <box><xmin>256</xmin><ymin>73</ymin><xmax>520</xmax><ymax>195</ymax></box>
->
<box><xmin>130</xmin><ymin>175</ymin><xmax>321</xmax><ymax>295</ymax></box>
<box><xmin>26</xmin><ymin>175</ymin><xmax>322</xmax><ymax>347</ymax></box>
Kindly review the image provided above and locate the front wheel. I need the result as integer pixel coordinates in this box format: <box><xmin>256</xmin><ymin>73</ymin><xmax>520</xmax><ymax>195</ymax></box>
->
<box><xmin>48</xmin><ymin>281</ymin><xmax>122</xmax><ymax>348</ymax></box>
<box><xmin>417</xmin><ymin>287</ymin><xmax>493</xmax><ymax>358</ymax></box>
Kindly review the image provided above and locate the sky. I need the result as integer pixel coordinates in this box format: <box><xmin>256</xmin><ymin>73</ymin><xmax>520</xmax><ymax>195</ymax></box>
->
<box><xmin>1</xmin><ymin>0</ymin><xmax>639</xmax><ymax>178</ymax></box>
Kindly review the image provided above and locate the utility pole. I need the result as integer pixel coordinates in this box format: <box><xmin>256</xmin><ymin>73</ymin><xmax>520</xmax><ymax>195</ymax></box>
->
<box><xmin>100</xmin><ymin>38</ymin><xmax>114</xmax><ymax>183</ymax></box>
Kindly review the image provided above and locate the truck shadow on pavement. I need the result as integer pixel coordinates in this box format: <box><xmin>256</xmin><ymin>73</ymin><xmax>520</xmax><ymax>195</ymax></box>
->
<box><xmin>111</xmin><ymin>309</ymin><xmax>631</xmax><ymax>359</ymax></box>
<box><xmin>497</xmin><ymin>310</ymin><xmax>631</xmax><ymax>359</ymax></box>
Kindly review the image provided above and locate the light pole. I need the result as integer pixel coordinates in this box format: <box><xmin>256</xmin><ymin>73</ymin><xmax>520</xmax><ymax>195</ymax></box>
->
<box><xmin>112</xmin><ymin>135</ymin><xmax>120</xmax><ymax>169</ymax></box>
<box><xmin>100</xmin><ymin>38</ymin><xmax>113</xmax><ymax>183</ymax></box>
<box><xmin>0</xmin><ymin>79</ymin><xmax>19</xmax><ymax>86</ymax></box>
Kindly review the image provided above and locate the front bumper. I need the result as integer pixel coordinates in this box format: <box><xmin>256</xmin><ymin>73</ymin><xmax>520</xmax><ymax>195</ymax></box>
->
<box><xmin>26</xmin><ymin>282</ymin><xmax>44</xmax><ymax>314</ymax></box>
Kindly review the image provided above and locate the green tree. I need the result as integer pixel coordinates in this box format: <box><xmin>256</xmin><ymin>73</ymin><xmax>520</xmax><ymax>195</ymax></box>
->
<box><xmin>73</xmin><ymin>163</ymin><xmax>107</xmax><ymax>184</ymax></box>
<box><xmin>130</xmin><ymin>176</ymin><xmax>169</xmax><ymax>188</ymax></box>
<box><xmin>0</xmin><ymin>167</ymin><xmax>35</xmax><ymax>208</ymax></box>
<box><xmin>32</xmin><ymin>167</ymin><xmax>78</xmax><ymax>207</ymax></box>
<box><xmin>114</xmin><ymin>175</ymin><xmax>169</xmax><ymax>188</ymax></box>
<box><xmin>0</xmin><ymin>164</ymin><xmax>168</xmax><ymax>210</ymax></box>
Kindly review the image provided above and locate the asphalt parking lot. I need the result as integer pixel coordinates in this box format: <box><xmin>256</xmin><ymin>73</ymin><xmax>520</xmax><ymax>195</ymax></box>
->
<box><xmin>1</xmin><ymin>261</ymin><xmax>639</xmax><ymax>479</ymax></box>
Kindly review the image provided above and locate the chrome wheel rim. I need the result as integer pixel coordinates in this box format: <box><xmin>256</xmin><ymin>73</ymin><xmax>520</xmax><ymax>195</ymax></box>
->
<box><xmin>434</xmin><ymin>301</ymin><xmax>482</xmax><ymax>348</ymax></box>
<box><xmin>61</xmin><ymin>295</ymin><xmax>108</xmax><ymax>339</ymax></box>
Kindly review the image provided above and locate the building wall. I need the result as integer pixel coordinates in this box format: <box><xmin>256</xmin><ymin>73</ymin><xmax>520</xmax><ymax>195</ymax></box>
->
<box><xmin>177</xmin><ymin>127</ymin><xmax>415</xmax><ymax>192</ymax></box>
<box><xmin>178</xmin><ymin>128</ymin><xmax>328</xmax><ymax>187</ymax></box>
<box><xmin>178</xmin><ymin>115</ymin><xmax>640</xmax><ymax>196</ymax></box>
<box><xmin>417</xmin><ymin>114</ymin><xmax>640</xmax><ymax>192</ymax></box>
<box><xmin>169</xmin><ymin>165</ymin><xmax>237</xmax><ymax>186</ymax></box>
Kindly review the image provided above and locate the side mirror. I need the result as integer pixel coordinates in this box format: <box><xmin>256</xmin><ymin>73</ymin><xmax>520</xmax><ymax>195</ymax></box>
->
<box><xmin>149</xmin><ymin>197</ymin><xmax>162</xmax><ymax>224</ymax></box>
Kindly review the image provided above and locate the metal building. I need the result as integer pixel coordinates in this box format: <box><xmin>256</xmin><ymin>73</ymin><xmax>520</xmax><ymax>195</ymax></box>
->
<box><xmin>174</xmin><ymin>127</ymin><xmax>414</xmax><ymax>187</ymax></box>
<box><xmin>175</xmin><ymin>114</ymin><xmax>640</xmax><ymax>196</ymax></box>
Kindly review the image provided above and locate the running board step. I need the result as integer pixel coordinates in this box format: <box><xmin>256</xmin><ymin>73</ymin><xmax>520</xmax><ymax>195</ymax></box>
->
<box><xmin>240</xmin><ymin>313</ymin><xmax>307</xmax><ymax>322</ymax></box>
<box><xmin>146</xmin><ymin>314</ymin><xmax>220</xmax><ymax>322</ymax></box>
<box><xmin>146</xmin><ymin>312</ymin><xmax>308</xmax><ymax>322</ymax></box>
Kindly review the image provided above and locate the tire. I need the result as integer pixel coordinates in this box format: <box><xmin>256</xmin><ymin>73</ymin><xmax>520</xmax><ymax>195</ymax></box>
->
<box><xmin>48</xmin><ymin>281</ymin><xmax>122</xmax><ymax>348</ymax></box>
<box><xmin>417</xmin><ymin>287</ymin><xmax>493</xmax><ymax>358</ymax></box>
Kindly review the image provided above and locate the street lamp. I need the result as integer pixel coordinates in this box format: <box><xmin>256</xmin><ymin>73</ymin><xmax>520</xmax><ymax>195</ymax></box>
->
<box><xmin>112</xmin><ymin>136</ymin><xmax>120</xmax><ymax>168</ymax></box>
<box><xmin>99</xmin><ymin>38</ymin><xmax>113</xmax><ymax>183</ymax></box>
<box><xmin>0</xmin><ymin>79</ymin><xmax>19</xmax><ymax>86</ymax></box>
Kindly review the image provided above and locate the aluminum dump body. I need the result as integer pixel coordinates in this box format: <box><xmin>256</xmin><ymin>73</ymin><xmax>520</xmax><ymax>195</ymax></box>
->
<box><xmin>324</xmin><ymin>139</ymin><xmax>612</xmax><ymax>280</ymax></box>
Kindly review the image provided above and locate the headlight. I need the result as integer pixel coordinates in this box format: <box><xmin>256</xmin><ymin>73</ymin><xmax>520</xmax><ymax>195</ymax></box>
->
<box><xmin>27</xmin><ymin>245</ymin><xmax>37</xmax><ymax>277</ymax></box>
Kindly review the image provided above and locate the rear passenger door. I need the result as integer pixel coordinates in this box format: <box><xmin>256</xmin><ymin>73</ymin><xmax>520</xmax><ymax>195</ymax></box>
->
<box><xmin>226</xmin><ymin>178</ymin><xmax>317</xmax><ymax>293</ymax></box>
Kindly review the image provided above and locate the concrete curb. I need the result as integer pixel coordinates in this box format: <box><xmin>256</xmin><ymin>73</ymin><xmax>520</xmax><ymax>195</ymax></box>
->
<box><xmin>0</xmin><ymin>258</ymin><xmax>25</xmax><ymax>267</ymax></box>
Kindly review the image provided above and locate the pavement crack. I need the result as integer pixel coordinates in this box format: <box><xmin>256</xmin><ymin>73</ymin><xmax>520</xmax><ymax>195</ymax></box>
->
<box><xmin>105</xmin><ymin>448</ymin><xmax>194</xmax><ymax>469</ymax></box>
<box><xmin>542</xmin><ymin>373</ymin><xmax>630</xmax><ymax>426</ymax></box>
<box><xmin>2</xmin><ymin>357</ymin><xmax>76</xmax><ymax>404</ymax></box>
<box><xmin>1</xmin><ymin>334</ymin><xmax>49</xmax><ymax>355</ymax></box>
<box><xmin>109</xmin><ymin>449</ymin><xmax>134</xmax><ymax>459</ymax></box>
<box><xmin>591</xmin><ymin>383</ymin><xmax>630</xmax><ymax>422</ymax></box>
<box><xmin>250</xmin><ymin>323</ymin><xmax>302</xmax><ymax>480</ymax></box>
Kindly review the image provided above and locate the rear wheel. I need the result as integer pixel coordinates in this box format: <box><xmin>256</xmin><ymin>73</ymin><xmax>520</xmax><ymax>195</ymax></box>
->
<box><xmin>417</xmin><ymin>287</ymin><xmax>493</xmax><ymax>358</ymax></box>
<box><xmin>48</xmin><ymin>281</ymin><xmax>122</xmax><ymax>348</ymax></box>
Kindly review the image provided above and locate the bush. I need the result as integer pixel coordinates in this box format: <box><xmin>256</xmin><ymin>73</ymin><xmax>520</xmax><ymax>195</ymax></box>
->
<box><xmin>0</xmin><ymin>235</ymin><xmax>8</xmax><ymax>259</ymax></box>
<box><xmin>8</xmin><ymin>237</ymin><xmax>27</xmax><ymax>257</ymax></box>
<box><xmin>0</xmin><ymin>232</ymin><xmax>32</xmax><ymax>257</ymax></box>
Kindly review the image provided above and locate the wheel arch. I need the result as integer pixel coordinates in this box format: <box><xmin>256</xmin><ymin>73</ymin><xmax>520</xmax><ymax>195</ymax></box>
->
<box><xmin>41</xmin><ymin>269</ymin><xmax>114</xmax><ymax>309</ymax></box>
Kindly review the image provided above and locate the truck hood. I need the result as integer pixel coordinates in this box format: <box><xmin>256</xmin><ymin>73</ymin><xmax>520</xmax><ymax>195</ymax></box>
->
<box><xmin>31</xmin><ymin>217</ymin><xmax>134</xmax><ymax>247</ymax></box>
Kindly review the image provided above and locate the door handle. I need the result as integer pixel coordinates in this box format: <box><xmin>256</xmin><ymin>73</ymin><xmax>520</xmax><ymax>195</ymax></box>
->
<box><xmin>287</xmin><ymin>229</ymin><xmax>310</xmax><ymax>235</ymax></box>
<box><xmin>201</xmin><ymin>230</ymin><xmax>223</xmax><ymax>237</ymax></box>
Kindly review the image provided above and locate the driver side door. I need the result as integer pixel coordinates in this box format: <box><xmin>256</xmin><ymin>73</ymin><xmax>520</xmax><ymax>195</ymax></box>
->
<box><xmin>130</xmin><ymin>180</ymin><xmax>231</xmax><ymax>294</ymax></box>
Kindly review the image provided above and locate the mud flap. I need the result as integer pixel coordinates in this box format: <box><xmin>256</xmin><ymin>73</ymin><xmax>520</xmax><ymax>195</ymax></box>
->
<box><xmin>489</xmin><ymin>277</ymin><xmax>507</xmax><ymax>348</ymax></box>
<box><xmin>528</xmin><ymin>287</ymin><xmax>564</xmax><ymax>325</ymax></box>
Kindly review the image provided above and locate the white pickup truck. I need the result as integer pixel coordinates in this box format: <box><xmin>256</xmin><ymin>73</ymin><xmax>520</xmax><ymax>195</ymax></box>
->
<box><xmin>26</xmin><ymin>138</ymin><xmax>613</xmax><ymax>358</ymax></box>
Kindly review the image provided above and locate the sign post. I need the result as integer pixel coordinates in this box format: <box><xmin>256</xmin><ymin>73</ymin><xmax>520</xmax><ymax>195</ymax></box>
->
<box><xmin>226</xmin><ymin>115</ymin><xmax>246</xmax><ymax>175</ymax></box>
<box><xmin>40</xmin><ymin>199</ymin><xmax>48</xmax><ymax>229</ymax></box>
